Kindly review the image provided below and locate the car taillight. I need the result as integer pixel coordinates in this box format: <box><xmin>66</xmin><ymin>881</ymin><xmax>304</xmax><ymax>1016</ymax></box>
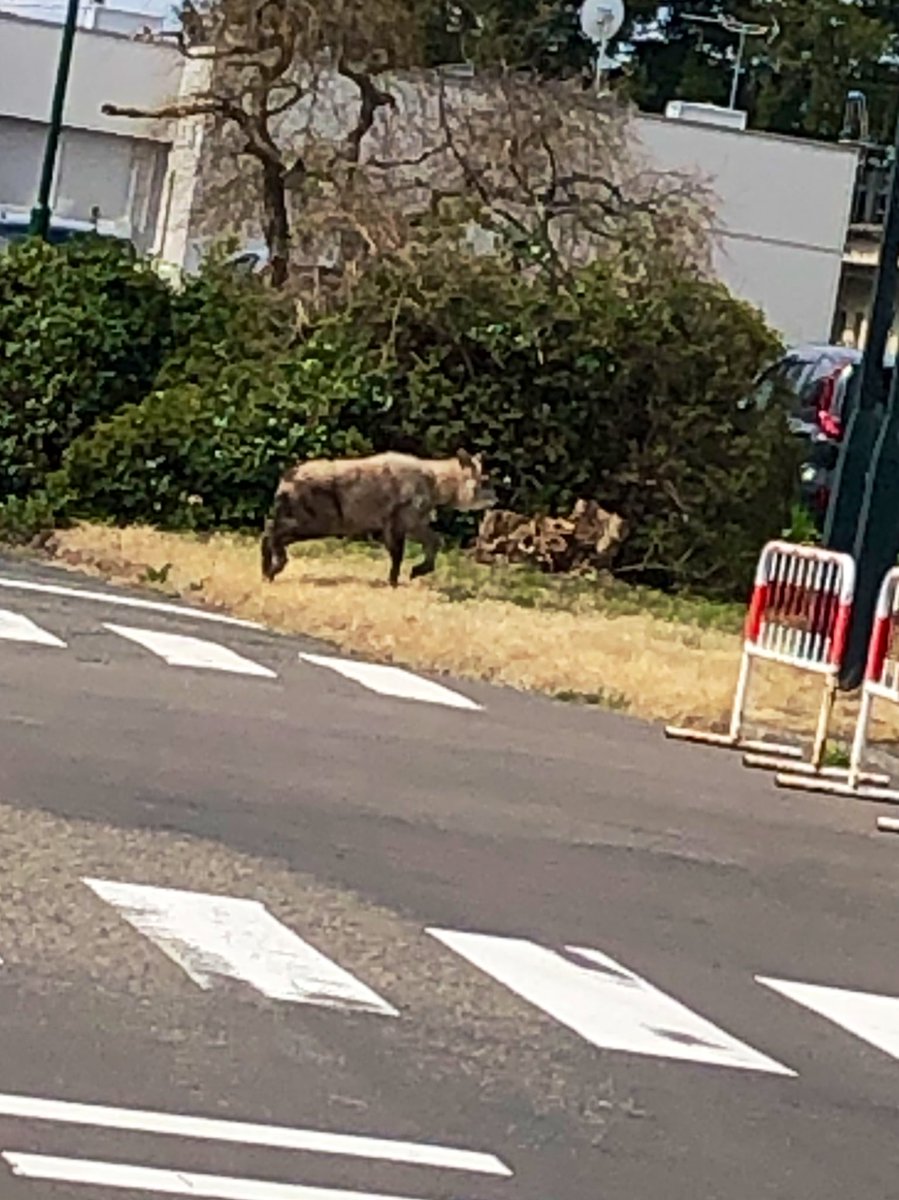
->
<box><xmin>816</xmin><ymin>373</ymin><xmax>843</xmax><ymax>439</ymax></box>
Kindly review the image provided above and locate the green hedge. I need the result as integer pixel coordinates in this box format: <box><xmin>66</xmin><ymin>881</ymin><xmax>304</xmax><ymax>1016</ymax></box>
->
<box><xmin>157</xmin><ymin>254</ymin><xmax>298</xmax><ymax>389</ymax></box>
<box><xmin>326</xmin><ymin>256</ymin><xmax>795</xmax><ymax>595</ymax></box>
<box><xmin>63</xmin><ymin>338</ymin><xmax>371</xmax><ymax>531</ymax></box>
<box><xmin>0</xmin><ymin>236</ymin><xmax>173</xmax><ymax>499</ymax></box>
<box><xmin>9</xmin><ymin>239</ymin><xmax>794</xmax><ymax>598</ymax></box>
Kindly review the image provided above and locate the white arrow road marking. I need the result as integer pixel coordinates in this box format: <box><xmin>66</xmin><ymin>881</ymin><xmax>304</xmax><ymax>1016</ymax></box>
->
<box><xmin>758</xmin><ymin>976</ymin><xmax>899</xmax><ymax>1061</ymax></box>
<box><xmin>298</xmin><ymin>653</ymin><xmax>481</xmax><ymax>710</ymax></box>
<box><xmin>429</xmin><ymin>930</ymin><xmax>795</xmax><ymax>1076</ymax></box>
<box><xmin>83</xmin><ymin>879</ymin><xmax>398</xmax><ymax>1016</ymax></box>
<box><xmin>0</xmin><ymin>609</ymin><xmax>66</xmax><ymax>647</ymax></box>
<box><xmin>0</xmin><ymin>575</ymin><xmax>261</xmax><ymax>628</ymax></box>
<box><xmin>0</xmin><ymin>1093</ymin><xmax>510</xmax><ymax>1176</ymax></box>
<box><xmin>2</xmin><ymin>1154</ymin><xmax>468</xmax><ymax>1200</ymax></box>
<box><xmin>104</xmin><ymin>625</ymin><xmax>276</xmax><ymax>678</ymax></box>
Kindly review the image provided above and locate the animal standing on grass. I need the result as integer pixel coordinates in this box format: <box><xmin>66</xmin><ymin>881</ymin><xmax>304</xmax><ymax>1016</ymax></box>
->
<box><xmin>261</xmin><ymin>449</ymin><xmax>497</xmax><ymax>587</ymax></box>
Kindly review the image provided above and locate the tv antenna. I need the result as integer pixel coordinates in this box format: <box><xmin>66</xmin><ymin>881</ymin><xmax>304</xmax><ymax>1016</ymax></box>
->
<box><xmin>684</xmin><ymin>11</ymin><xmax>779</xmax><ymax>110</ymax></box>
<box><xmin>578</xmin><ymin>0</ymin><xmax>625</xmax><ymax>95</ymax></box>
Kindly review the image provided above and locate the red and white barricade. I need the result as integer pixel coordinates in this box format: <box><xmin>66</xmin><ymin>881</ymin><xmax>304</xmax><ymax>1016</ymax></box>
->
<box><xmin>665</xmin><ymin>540</ymin><xmax>856</xmax><ymax>766</ymax></box>
<box><xmin>777</xmin><ymin>565</ymin><xmax>899</xmax><ymax>804</ymax></box>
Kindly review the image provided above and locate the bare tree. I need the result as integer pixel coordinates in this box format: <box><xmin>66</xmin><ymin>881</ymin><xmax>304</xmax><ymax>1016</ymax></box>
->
<box><xmin>105</xmin><ymin>0</ymin><xmax>712</xmax><ymax>296</ymax></box>
<box><xmin>431</xmin><ymin>73</ymin><xmax>715</xmax><ymax>278</ymax></box>
<box><xmin>104</xmin><ymin>0</ymin><xmax>423</xmax><ymax>286</ymax></box>
<box><xmin>352</xmin><ymin>70</ymin><xmax>715</xmax><ymax>288</ymax></box>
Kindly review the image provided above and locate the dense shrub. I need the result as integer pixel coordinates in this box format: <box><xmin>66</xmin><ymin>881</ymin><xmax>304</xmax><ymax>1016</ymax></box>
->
<box><xmin>157</xmin><ymin>254</ymin><xmax>297</xmax><ymax>389</ymax></box>
<box><xmin>324</xmin><ymin>253</ymin><xmax>795</xmax><ymax>596</ymax></box>
<box><xmin>0</xmin><ymin>236</ymin><xmax>173</xmax><ymax>499</ymax></box>
<box><xmin>62</xmin><ymin>336</ymin><xmax>371</xmax><ymax>531</ymax></box>
<box><xmin>22</xmin><ymin>237</ymin><xmax>793</xmax><ymax>599</ymax></box>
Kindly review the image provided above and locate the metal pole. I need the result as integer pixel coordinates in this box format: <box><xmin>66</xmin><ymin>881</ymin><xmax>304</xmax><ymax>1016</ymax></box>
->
<box><xmin>28</xmin><ymin>0</ymin><xmax>81</xmax><ymax>239</ymax></box>
<box><xmin>823</xmin><ymin>120</ymin><xmax>899</xmax><ymax>689</ymax></box>
<box><xmin>729</xmin><ymin>29</ymin><xmax>745</xmax><ymax>109</ymax></box>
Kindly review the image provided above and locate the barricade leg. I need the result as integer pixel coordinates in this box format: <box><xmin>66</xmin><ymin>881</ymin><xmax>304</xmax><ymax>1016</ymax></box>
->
<box><xmin>743</xmin><ymin>675</ymin><xmax>889</xmax><ymax>784</ymax></box>
<box><xmin>664</xmin><ymin>648</ymin><xmax>802</xmax><ymax>757</ymax></box>
<box><xmin>775</xmin><ymin>685</ymin><xmax>898</xmax><ymax>801</ymax></box>
<box><xmin>729</xmin><ymin>647</ymin><xmax>752</xmax><ymax>741</ymax></box>
<box><xmin>811</xmin><ymin>674</ymin><xmax>836</xmax><ymax>768</ymax></box>
<box><xmin>848</xmin><ymin>686</ymin><xmax>875</xmax><ymax>790</ymax></box>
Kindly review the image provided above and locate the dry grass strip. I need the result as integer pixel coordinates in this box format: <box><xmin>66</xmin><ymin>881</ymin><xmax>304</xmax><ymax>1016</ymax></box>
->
<box><xmin>39</xmin><ymin>522</ymin><xmax>899</xmax><ymax>751</ymax></box>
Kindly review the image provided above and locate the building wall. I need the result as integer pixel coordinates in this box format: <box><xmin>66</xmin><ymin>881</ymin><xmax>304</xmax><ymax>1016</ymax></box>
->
<box><xmin>0</xmin><ymin>12</ymin><xmax>181</xmax><ymax>139</ymax></box>
<box><xmin>0</xmin><ymin>12</ymin><xmax>181</xmax><ymax>246</ymax></box>
<box><xmin>634</xmin><ymin>114</ymin><xmax>860</xmax><ymax>346</ymax></box>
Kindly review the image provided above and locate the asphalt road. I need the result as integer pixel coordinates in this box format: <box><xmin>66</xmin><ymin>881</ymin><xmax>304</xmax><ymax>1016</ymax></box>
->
<box><xmin>0</xmin><ymin>553</ymin><xmax>898</xmax><ymax>1200</ymax></box>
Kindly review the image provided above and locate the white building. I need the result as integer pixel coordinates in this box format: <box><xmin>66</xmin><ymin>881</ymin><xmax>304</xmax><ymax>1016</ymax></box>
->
<box><xmin>0</xmin><ymin>9</ymin><xmax>180</xmax><ymax>250</ymax></box>
<box><xmin>636</xmin><ymin>106</ymin><xmax>860</xmax><ymax>347</ymax></box>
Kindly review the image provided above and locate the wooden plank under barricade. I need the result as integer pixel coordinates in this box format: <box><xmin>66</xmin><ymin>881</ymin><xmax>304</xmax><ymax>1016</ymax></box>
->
<box><xmin>665</xmin><ymin>540</ymin><xmax>856</xmax><ymax>765</ymax></box>
<box><xmin>776</xmin><ymin>565</ymin><xmax>899</xmax><ymax>806</ymax></box>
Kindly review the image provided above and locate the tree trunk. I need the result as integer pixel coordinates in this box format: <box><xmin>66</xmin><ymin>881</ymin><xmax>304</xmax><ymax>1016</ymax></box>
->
<box><xmin>261</xmin><ymin>159</ymin><xmax>290</xmax><ymax>288</ymax></box>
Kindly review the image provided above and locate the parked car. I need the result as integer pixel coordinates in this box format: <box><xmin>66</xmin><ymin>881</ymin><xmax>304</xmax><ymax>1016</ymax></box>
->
<box><xmin>746</xmin><ymin>343</ymin><xmax>894</xmax><ymax>527</ymax></box>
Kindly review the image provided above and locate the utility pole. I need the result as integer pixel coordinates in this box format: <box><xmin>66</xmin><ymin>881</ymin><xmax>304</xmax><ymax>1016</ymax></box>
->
<box><xmin>728</xmin><ymin>25</ymin><xmax>747</xmax><ymax>110</ymax></box>
<box><xmin>28</xmin><ymin>0</ymin><xmax>81</xmax><ymax>239</ymax></box>
<box><xmin>823</xmin><ymin>118</ymin><xmax>899</xmax><ymax>689</ymax></box>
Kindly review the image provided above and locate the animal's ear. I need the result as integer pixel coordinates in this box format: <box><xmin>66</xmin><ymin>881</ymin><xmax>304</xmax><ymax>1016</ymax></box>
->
<box><xmin>456</xmin><ymin>448</ymin><xmax>473</xmax><ymax>468</ymax></box>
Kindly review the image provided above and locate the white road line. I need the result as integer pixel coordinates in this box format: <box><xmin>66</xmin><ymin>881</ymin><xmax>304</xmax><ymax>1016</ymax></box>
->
<box><xmin>758</xmin><ymin>976</ymin><xmax>899</xmax><ymax>1061</ymax></box>
<box><xmin>83</xmin><ymin>879</ymin><xmax>399</xmax><ymax>1016</ymax></box>
<box><xmin>0</xmin><ymin>609</ymin><xmax>66</xmax><ymax>647</ymax></box>
<box><xmin>2</xmin><ymin>1154</ymin><xmax>455</xmax><ymax>1200</ymax></box>
<box><xmin>298</xmin><ymin>653</ymin><xmax>482</xmax><ymax>710</ymax></box>
<box><xmin>430</xmin><ymin>930</ymin><xmax>795</xmax><ymax>1076</ymax></box>
<box><xmin>103</xmin><ymin>624</ymin><xmax>276</xmax><ymax>678</ymax></box>
<box><xmin>0</xmin><ymin>1093</ymin><xmax>510</xmax><ymax>1176</ymax></box>
<box><xmin>0</xmin><ymin>575</ymin><xmax>261</xmax><ymax>628</ymax></box>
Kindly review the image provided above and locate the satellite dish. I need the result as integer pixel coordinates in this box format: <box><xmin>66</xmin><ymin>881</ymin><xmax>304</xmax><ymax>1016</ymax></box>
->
<box><xmin>578</xmin><ymin>0</ymin><xmax>624</xmax><ymax>93</ymax></box>
<box><xmin>579</xmin><ymin>0</ymin><xmax>624</xmax><ymax>44</ymax></box>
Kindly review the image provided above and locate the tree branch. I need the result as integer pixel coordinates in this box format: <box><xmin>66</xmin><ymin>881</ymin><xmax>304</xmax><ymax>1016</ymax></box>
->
<box><xmin>368</xmin><ymin>138</ymin><xmax>450</xmax><ymax>171</ymax></box>
<box><xmin>337</xmin><ymin>61</ymin><xmax>396</xmax><ymax>163</ymax></box>
<box><xmin>101</xmin><ymin>98</ymin><xmax>231</xmax><ymax>121</ymax></box>
<box><xmin>265</xmin><ymin>81</ymin><xmax>305</xmax><ymax>118</ymax></box>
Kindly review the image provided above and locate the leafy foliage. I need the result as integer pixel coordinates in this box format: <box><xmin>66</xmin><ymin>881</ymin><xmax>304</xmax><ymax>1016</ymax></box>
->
<box><xmin>9</xmin><ymin>231</ymin><xmax>794</xmax><ymax>599</ymax></box>
<box><xmin>619</xmin><ymin>0</ymin><xmax>899</xmax><ymax>144</ymax></box>
<box><xmin>0</xmin><ymin>236</ymin><xmax>173</xmax><ymax>499</ymax></box>
<box><xmin>63</xmin><ymin>338</ymin><xmax>371</xmax><ymax>532</ymax></box>
<box><xmin>157</xmin><ymin>251</ymin><xmax>297</xmax><ymax>388</ymax></box>
<box><xmin>416</xmin><ymin>0</ymin><xmax>899</xmax><ymax>147</ymax></box>
<box><xmin>325</xmin><ymin>248</ymin><xmax>794</xmax><ymax>595</ymax></box>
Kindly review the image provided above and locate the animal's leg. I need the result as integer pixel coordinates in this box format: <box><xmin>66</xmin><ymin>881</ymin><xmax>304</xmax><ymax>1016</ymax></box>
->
<box><xmin>261</xmin><ymin>519</ymin><xmax>289</xmax><ymax>582</ymax></box>
<box><xmin>383</xmin><ymin>519</ymin><xmax>406</xmax><ymax>588</ymax></box>
<box><xmin>410</xmin><ymin>524</ymin><xmax>441</xmax><ymax>579</ymax></box>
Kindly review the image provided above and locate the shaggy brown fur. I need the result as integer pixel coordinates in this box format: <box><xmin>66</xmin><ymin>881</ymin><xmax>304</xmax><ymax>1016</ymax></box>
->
<box><xmin>261</xmin><ymin>449</ymin><xmax>497</xmax><ymax>586</ymax></box>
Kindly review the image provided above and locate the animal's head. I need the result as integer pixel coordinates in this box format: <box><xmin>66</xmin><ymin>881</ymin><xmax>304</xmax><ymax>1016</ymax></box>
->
<box><xmin>453</xmin><ymin>448</ymin><xmax>497</xmax><ymax>511</ymax></box>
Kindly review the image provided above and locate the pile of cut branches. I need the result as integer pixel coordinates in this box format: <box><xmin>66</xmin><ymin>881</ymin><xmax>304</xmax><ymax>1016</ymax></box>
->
<box><xmin>474</xmin><ymin>500</ymin><xmax>628</xmax><ymax>574</ymax></box>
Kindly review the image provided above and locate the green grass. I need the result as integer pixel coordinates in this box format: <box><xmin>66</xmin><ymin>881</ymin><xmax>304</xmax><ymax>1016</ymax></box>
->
<box><xmin>551</xmin><ymin>686</ymin><xmax>632</xmax><ymax>711</ymax></box>
<box><xmin>276</xmin><ymin>535</ymin><xmax>745</xmax><ymax>632</ymax></box>
<box><xmin>822</xmin><ymin>743</ymin><xmax>851</xmax><ymax>769</ymax></box>
<box><xmin>428</xmin><ymin>547</ymin><xmax>745</xmax><ymax>632</ymax></box>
